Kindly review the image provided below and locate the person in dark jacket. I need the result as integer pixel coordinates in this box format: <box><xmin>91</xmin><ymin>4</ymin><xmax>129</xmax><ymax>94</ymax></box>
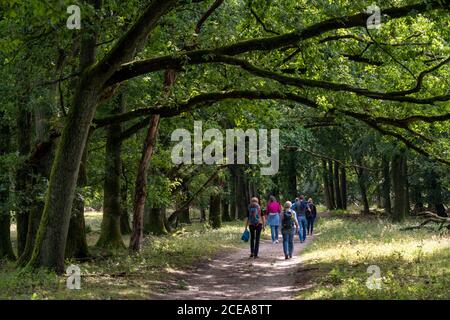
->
<box><xmin>245</xmin><ymin>197</ymin><xmax>265</xmax><ymax>258</ymax></box>
<box><xmin>306</xmin><ymin>198</ymin><xmax>317</xmax><ymax>236</ymax></box>
<box><xmin>280</xmin><ymin>201</ymin><xmax>299</xmax><ymax>259</ymax></box>
<box><xmin>291</xmin><ymin>195</ymin><xmax>309</xmax><ymax>243</ymax></box>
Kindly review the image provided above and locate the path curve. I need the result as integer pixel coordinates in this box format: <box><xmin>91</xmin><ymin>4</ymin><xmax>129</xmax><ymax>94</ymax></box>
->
<box><xmin>152</xmin><ymin>234</ymin><xmax>314</xmax><ymax>300</ymax></box>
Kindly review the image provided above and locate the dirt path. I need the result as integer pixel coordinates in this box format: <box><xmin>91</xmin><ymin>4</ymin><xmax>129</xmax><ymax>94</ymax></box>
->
<box><xmin>152</xmin><ymin>233</ymin><xmax>314</xmax><ymax>300</ymax></box>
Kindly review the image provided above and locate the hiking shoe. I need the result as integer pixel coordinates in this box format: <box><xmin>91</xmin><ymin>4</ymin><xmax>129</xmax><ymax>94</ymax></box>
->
<box><xmin>289</xmin><ymin>255</ymin><xmax>292</xmax><ymax>259</ymax></box>
<box><xmin>250</xmin><ymin>254</ymin><xmax>254</xmax><ymax>258</ymax></box>
<box><xmin>254</xmin><ymin>255</ymin><xmax>258</xmax><ymax>259</ymax></box>
<box><xmin>285</xmin><ymin>255</ymin><xmax>288</xmax><ymax>259</ymax></box>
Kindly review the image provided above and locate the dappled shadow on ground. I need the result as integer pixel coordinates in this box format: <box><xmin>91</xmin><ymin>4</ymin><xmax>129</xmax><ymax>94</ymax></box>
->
<box><xmin>294</xmin><ymin>239</ymin><xmax>450</xmax><ymax>299</ymax></box>
<box><xmin>151</xmin><ymin>237</ymin><xmax>314</xmax><ymax>300</ymax></box>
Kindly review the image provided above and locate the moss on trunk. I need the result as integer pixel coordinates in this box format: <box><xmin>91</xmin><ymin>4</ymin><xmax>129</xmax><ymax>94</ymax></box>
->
<box><xmin>65</xmin><ymin>194</ymin><xmax>89</xmax><ymax>258</ymax></box>
<box><xmin>120</xmin><ymin>181</ymin><xmax>132</xmax><ymax>235</ymax></box>
<box><xmin>129</xmin><ymin>115</ymin><xmax>160</xmax><ymax>251</ymax></box>
<box><xmin>391</xmin><ymin>152</ymin><xmax>408</xmax><ymax>222</ymax></box>
<box><xmin>97</xmin><ymin>95</ymin><xmax>125</xmax><ymax>249</ymax></box>
<box><xmin>0</xmin><ymin>115</ymin><xmax>15</xmax><ymax>260</ymax></box>
<box><xmin>17</xmin><ymin>202</ymin><xmax>43</xmax><ymax>266</ymax></box>
<box><xmin>209</xmin><ymin>185</ymin><xmax>222</xmax><ymax>229</ymax></box>
<box><xmin>15</xmin><ymin>103</ymin><xmax>32</xmax><ymax>257</ymax></box>
<box><xmin>144</xmin><ymin>207</ymin><xmax>168</xmax><ymax>235</ymax></box>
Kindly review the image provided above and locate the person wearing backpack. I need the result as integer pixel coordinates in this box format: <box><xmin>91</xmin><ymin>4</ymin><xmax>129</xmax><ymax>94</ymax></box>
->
<box><xmin>265</xmin><ymin>195</ymin><xmax>282</xmax><ymax>244</ymax></box>
<box><xmin>307</xmin><ymin>198</ymin><xmax>317</xmax><ymax>236</ymax></box>
<box><xmin>280</xmin><ymin>201</ymin><xmax>299</xmax><ymax>259</ymax></box>
<box><xmin>291</xmin><ymin>195</ymin><xmax>309</xmax><ymax>243</ymax></box>
<box><xmin>245</xmin><ymin>197</ymin><xmax>265</xmax><ymax>258</ymax></box>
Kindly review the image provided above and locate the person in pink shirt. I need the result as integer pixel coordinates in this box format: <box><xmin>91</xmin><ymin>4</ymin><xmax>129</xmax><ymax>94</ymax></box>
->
<box><xmin>265</xmin><ymin>195</ymin><xmax>282</xmax><ymax>244</ymax></box>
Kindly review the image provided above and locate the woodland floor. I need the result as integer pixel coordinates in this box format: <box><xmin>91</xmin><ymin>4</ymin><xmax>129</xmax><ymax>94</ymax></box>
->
<box><xmin>1</xmin><ymin>210</ymin><xmax>449</xmax><ymax>299</ymax></box>
<box><xmin>151</xmin><ymin>235</ymin><xmax>313</xmax><ymax>300</ymax></box>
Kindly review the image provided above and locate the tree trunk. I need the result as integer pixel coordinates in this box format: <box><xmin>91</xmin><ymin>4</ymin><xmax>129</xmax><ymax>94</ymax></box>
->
<box><xmin>119</xmin><ymin>163</ymin><xmax>132</xmax><ymax>234</ymax></box>
<box><xmin>340</xmin><ymin>165</ymin><xmax>347</xmax><ymax>210</ymax></box>
<box><xmin>250</xmin><ymin>182</ymin><xmax>257</xmax><ymax>199</ymax></box>
<box><xmin>17</xmin><ymin>138</ymin><xmax>57</xmax><ymax>266</ymax></box>
<box><xmin>200</xmin><ymin>207</ymin><xmax>207</xmax><ymax>222</ymax></box>
<box><xmin>229</xmin><ymin>168</ymin><xmax>237</xmax><ymax>219</ymax></box>
<box><xmin>355</xmin><ymin>160</ymin><xmax>369</xmax><ymax>214</ymax></box>
<box><xmin>17</xmin><ymin>203</ymin><xmax>43</xmax><ymax>266</ymax></box>
<box><xmin>244</xmin><ymin>178</ymin><xmax>250</xmax><ymax>204</ymax></box>
<box><xmin>322</xmin><ymin>160</ymin><xmax>332</xmax><ymax>210</ymax></box>
<box><xmin>375</xmin><ymin>186</ymin><xmax>382</xmax><ymax>208</ymax></box>
<box><xmin>334</xmin><ymin>161</ymin><xmax>343</xmax><ymax>209</ymax></box>
<box><xmin>222</xmin><ymin>198</ymin><xmax>231</xmax><ymax>222</ymax></box>
<box><xmin>178</xmin><ymin>181</ymin><xmax>191</xmax><ymax>224</ymax></box>
<box><xmin>65</xmin><ymin>146</ymin><xmax>89</xmax><ymax>259</ymax></box>
<box><xmin>424</xmin><ymin>166</ymin><xmax>446</xmax><ymax>217</ymax></box>
<box><xmin>97</xmin><ymin>94</ymin><xmax>126</xmax><ymax>249</ymax></box>
<box><xmin>144</xmin><ymin>207</ymin><xmax>168</xmax><ymax>235</ymax></box>
<box><xmin>381</xmin><ymin>156</ymin><xmax>391</xmax><ymax>214</ymax></box>
<box><xmin>129</xmin><ymin>114</ymin><xmax>160</xmax><ymax>251</ymax></box>
<box><xmin>221</xmin><ymin>177</ymin><xmax>232</xmax><ymax>222</ymax></box>
<box><xmin>28</xmin><ymin>0</ymin><xmax>176</xmax><ymax>272</ymax></box>
<box><xmin>26</xmin><ymin>1</ymin><xmax>101</xmax><ymax>272</ymax></box>
<box><xmin>358</xmin><ymin>174</ymin><xmax>370</xmax><ymax>214</ymax></box>
<box><xmin>15</xmin><ymin>101</ymin><xmax>32</xmax><ymax>257</ymax></box>
<box><xmin>163</xmin><ymin>213</ymin><xmax>172</xmax><ymax>233</ymax></box>
<box><xmin>65</xmin><ymin>193</ymin><xmax>89</xmax><ymax>259</ymax></box>
<box><xmin>120</xmin><ymin>180</ymin><xmax>132</xmax><ymax>234</ymax></box>
<box><xmin>178</xmin><ymin>206</ymin><xmax>191</xmax><ymax>224</ymax></box>
<box><xmin>0</xmin><ymin>118</ymin><xmax>15</xmax><ymax>260</ymax></box>
<box><xmin>168</xmin><ymin>169</ymin><xmax>220</xmax><ymax>224</ymax></box>
<box><xmin>19</xmin><ymin>48</ymin><xmax>69</xmax><ymax>263</ymax></box>
<box><xmin>0</xmin><ymin>214</ymin><xmax>15</xmax><ymax>261</ymax></box>
<box><xmin>391</xmin><ymin>152</ymin><xmax>408</xmax><ymax>222</ymax></box>
<box><xmin>19</xmin><ymin>133</ymin><xmax>89</xmax><ymax>264</ymax></box>
<box><xmin>286</xmin><ymin>150</ymin><xmax>297</xmax><ymax>199</ymax></box>
<box><xmin>411</xmin><ymin>184</ymin><xmax>422</xmax><ymax>208</ymax></box>
<box><xmin>270</xmin><ymin>175</ymin><xmax>281</xmax><ymax>199</ymax></box>
<box><xmin>28</xmin><ymin>82</ymin><xmax>104</xmax><ymax>271</ymax></box>
<box><xmin>435</xmin><ymin>204</ymin><xmax>446</xmax><ymax>217</ymax></box>
<box><xmin>328</xmin><ymin>160</ymin><xmax>336</xmax><ymax>209</ymax></box>
<box><xmin>235</xmin><ymin>167</ymin><xmax>248</xmax><ymax>219</ymax></box>
<box><xmin>403</xmin><ymin>157</ymin><xmax>410</xmax><ymax>216</ymax></box>
<box><xmin>209</xmin><ymin>189</ymin><xmax>222</xmax><ymax>229</ymax></box>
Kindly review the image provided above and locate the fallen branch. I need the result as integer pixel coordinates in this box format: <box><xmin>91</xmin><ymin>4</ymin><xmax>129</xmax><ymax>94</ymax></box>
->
<box><xmin>168</xmin><ymin>165</ymin><xmax>228</xmax><ymax>224</ymax></box>
<box><xmin>401</xmin><ymin>211</ymin><xmax>450</xmax><ymax>231</ymax></box>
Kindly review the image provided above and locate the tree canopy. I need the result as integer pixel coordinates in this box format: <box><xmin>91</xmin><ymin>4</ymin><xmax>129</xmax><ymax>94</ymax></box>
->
<box><xmin>0</xmin><ymin>0</ymin><xmax>448</xmax><ymax>276</ymax></box>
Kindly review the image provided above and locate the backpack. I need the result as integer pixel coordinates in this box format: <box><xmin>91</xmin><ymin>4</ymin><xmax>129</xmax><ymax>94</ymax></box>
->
<box><xmin>241</xmin><ymin>229</ymin><xmax>250</xmax><ymax>242</ymax></box>
<box><xmin>298</xmin><ymin>200</ymin><xmax>308</xmax><ymax>215</ymax></box>
<box><xmin>282</xmin><ymin>210</ymin><xmax>295</xmax><ymax>230</ymax></box>
<box><xmin>306</xmin><ymin>204</ymin><xmax>315</xmax><ymax>218</ymax></box>
<box><xmin>248</xmin><ymin>205</ymin><xmax>260</xmax><ymax>225</ymax></box>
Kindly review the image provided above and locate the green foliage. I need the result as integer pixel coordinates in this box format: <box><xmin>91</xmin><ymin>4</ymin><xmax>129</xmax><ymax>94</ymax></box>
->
<box><xmin>296</xmin><ymin>214</ymin><xmax>450</xmax><ymax>299</ymax></box>
<box><xmin>0</xmin><ymin>219</ymin><xmax>245</xmax><ymax>299</ymax></box>
<box><xmin>0</xmin><ymin>262</ymin><xmax>61</xmax><ymax>299</ymax></box>
<box><xmin>1</xmin><ymin>0</ymin><xmax>449</xmax><ymax>299</ymax></box>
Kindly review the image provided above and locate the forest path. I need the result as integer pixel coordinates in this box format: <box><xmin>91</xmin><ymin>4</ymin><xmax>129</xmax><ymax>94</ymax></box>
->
<box><xmin>152</xmin><ymin>232</ymin><xmax>315</xmax><ymax>300</ymax></box>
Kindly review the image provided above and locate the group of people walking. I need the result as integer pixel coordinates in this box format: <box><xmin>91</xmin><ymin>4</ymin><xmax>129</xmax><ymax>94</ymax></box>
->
<box><xmin>245</xmin><ymin>195</ymin><xmax>317</xmax><ymax>259</ymax></box>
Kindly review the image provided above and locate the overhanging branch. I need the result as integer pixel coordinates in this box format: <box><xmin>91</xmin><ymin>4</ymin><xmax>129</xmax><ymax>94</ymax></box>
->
<box><xmin>106</xmin><ymin>0</ymin><xmax>450</xmax><ymax>86</ymax></box>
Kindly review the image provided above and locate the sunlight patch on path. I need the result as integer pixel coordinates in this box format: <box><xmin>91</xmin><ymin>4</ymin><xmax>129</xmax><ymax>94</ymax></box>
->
<box><xmin>152</xmin><ymin>236</ymin><xmax>314</xmax><ymax>300</ymax></box>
